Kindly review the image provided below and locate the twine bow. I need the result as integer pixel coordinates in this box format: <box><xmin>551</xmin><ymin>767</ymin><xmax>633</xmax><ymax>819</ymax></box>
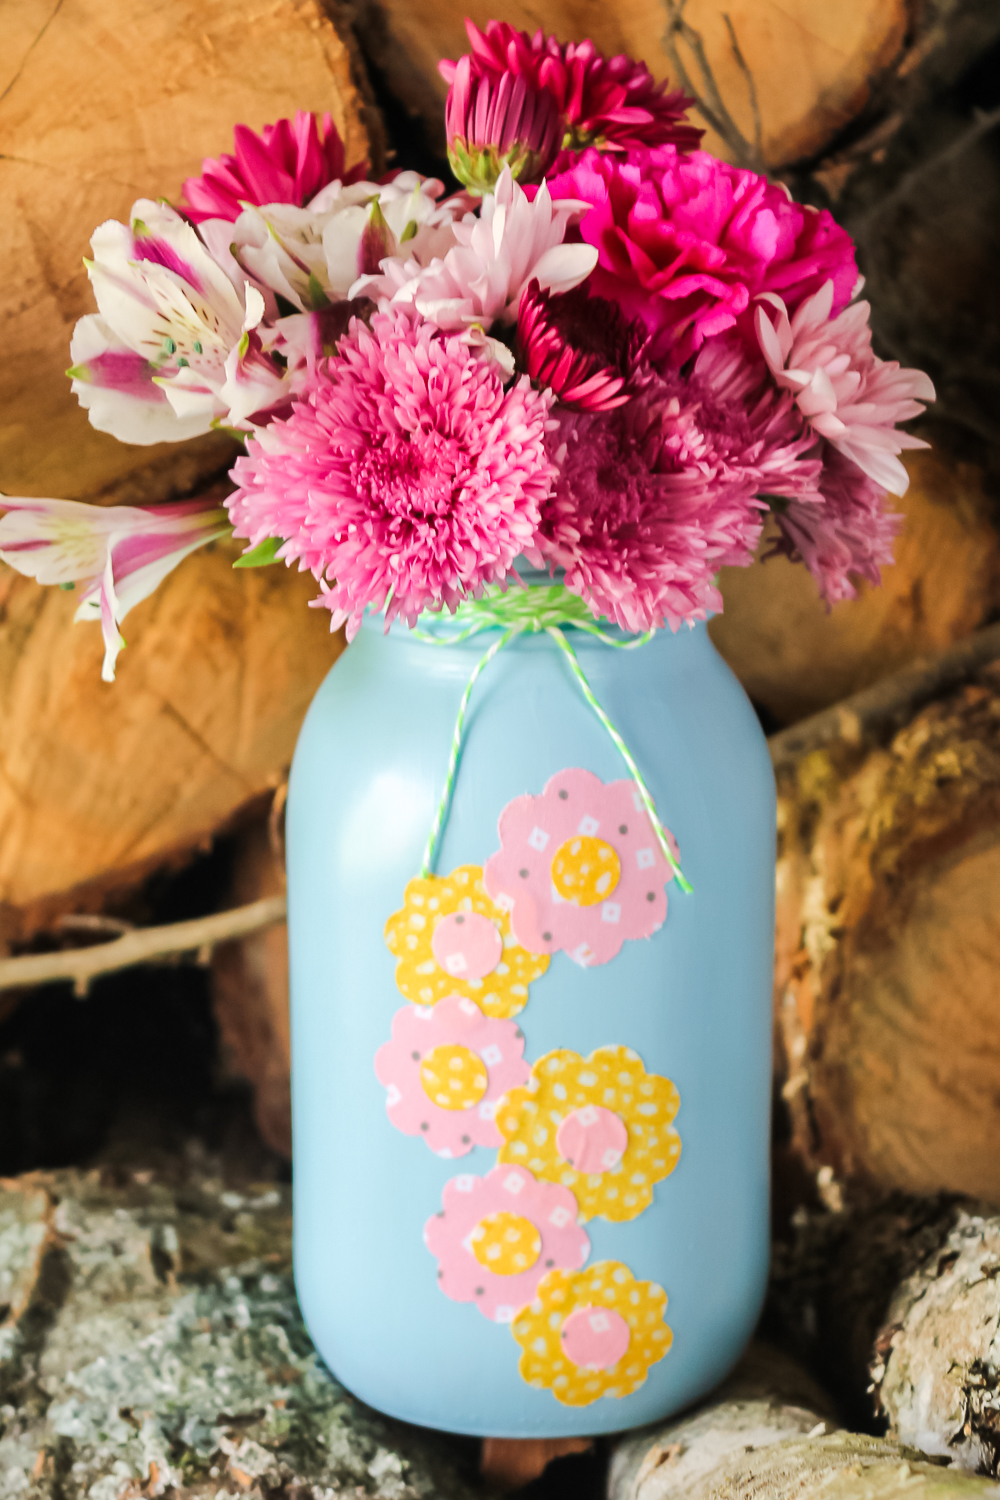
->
<box><xmin>408</xmin><ymin>586</ymin><xmax>692</xmax><ymax>894</ymax></box>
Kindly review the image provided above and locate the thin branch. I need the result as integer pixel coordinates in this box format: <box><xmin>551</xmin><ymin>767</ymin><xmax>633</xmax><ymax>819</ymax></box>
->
<box><xmin>0</xmin><ymin>895</ymin><xmax>287</xmax><ymax>997</ymax></box>
<box><xmin>768</xmin><ymin>618</ymin><xmax>1000</xmax><ymax>773</ymax></box>
<box><xmin>661</xmin><ymin>0</ymin><xmax>762</xmax><ymax>170</ymax></box>
<box><xmin>721</xmin><ymin>13</ymin><xmax>763</xmax><ymax>166</ymax></box>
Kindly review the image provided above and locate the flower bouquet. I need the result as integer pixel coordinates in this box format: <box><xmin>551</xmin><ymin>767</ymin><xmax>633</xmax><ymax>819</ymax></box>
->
<box><xmin>0</xmin><ymin>19</ymin><xmax>934</xmax><ymax>1438</ymax></box>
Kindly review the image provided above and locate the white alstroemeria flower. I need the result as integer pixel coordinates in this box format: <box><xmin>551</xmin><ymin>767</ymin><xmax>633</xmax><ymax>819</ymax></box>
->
<box><xmin>0</xmin><ymin>495</ymin><xmax>230</xmax><ymax>681</ymax></box>
<box><xmin>350</xmin><ymin>166</ymin><xmax>598</xmax><ymax>332</ymax></box>
<box><xmin>69</xmin><ymin>200</ymin><xmax>288</xmax><ymax>442</ymax></box>
<box><xmin>229</xmin><ymin>172</ymin><xmax>466</xmax><ymax>312</ymax></box>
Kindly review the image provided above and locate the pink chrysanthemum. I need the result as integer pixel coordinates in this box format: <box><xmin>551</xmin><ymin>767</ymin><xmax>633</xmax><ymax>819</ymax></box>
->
<box><xmin>755</xmin><ymin>281</ymin><xmax>935</xmax><ymax>495</ymax></box>
<box><xmin>530</xmin><ymin>340</ymin><xmax>821</xmax><ymax>631</ymax></box>
<box><xmin>769</xmin><ymin>446</ymin><xmax>902</xmax><ymax>604</ymax></box>
<box><xmin>227</xmin><ymin>310</ymin><xmax>556</xmax><ymax>638</ymax></box>
<box><xmin>441</xmin><ymin>21</ymin><xmax>701</xmax><ymax>154</ymax></box>
<box><xmin>181</xmin><ymin>111</ymin><xmax>367</xmax><ymax>223</ymax></box>
<box><xmin>544</xmin><ymin>147</ymin><xmax>858</xmax><ymax>366</ymax></box>
<box><xmin>516</xmin><ymin>280</ymin><xmax>642</xmax><ymax>411</ymax></box>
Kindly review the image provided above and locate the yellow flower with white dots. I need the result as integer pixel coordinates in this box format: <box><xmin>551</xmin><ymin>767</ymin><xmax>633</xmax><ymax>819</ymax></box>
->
<box><xmin>384</xmin><ymin>865</ymin><xmax>548</xmax><ymax>1019</ymax></box>
<box><xmin>496</xmin><ymin>1045</ymin><xmax>680</xmax><ymax>1222</ymax></box>
<box><xmin>512</xmin><ymin>1261</ymin><xmax>672</xmax><ymax>1405</ymax></box>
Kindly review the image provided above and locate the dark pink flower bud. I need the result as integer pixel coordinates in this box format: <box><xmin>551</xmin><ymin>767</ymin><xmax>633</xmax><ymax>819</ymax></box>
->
<box><xmin>356</xmin><ymin>199</ymin><xmax>397</xmax><ymax>276</ymax></box>
<box><xmin>445</xmin><ymin>54</ymin><xmax>561</xmax><ymax>194</ymax></box>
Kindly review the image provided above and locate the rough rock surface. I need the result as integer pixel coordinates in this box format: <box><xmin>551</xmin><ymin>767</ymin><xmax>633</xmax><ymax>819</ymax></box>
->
<box><xmin>0</xmin><ymin>1171</ymin><xmax>476</xmax><ymax>1500</ymax></box>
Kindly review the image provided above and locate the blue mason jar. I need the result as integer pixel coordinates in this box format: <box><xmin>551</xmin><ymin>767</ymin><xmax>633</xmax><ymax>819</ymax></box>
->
<box><xmin>286</xmin><ymin>589</ymin><xmax>774</xmax><ymax>1439</ymax></box>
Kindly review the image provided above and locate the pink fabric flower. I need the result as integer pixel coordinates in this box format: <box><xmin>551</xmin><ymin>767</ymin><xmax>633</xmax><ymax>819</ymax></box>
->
<box><xmin>374</xmin><ymin>995</ymin><xmax>529</xmax><ymax>1158</ymax></box>
<box><xmin>227</xmin><ymin>309</ymin><xmax>556</xmax><ymax>638</ymax></box>
<box><xmin>530</xmin><ymin>341</ymin><xmax>819</xmax><ymax>632</ymax></box>
<box><xmin>516</xmin><ymin>280</ymin><xmax>640</xmax><ymax>411</ymax></box>
<box><xmin>483</xmin><ymin>768</ymin><xmax>677</xmax><ymax>967</ymax></box>
<box><xmin>755</xmin><ymin>281</ymin><xmax>935</xmax><ymax>495</ymax></box>
<box><xmin>0</xmin><ymin>496</ymin><xmax>229</xmax><ymax>681</ymax></box>
<box><xmin>351</xmin><ymin>167</ymin><xmax>597</xmax><ymax>332</ymax></box>
<box><xmin>770</xmin><ymin>446</ymin><xmax>902</xmax><ymax>604</ymax></box>
<box><xmin>545</xmin><ymin>148</ymin><xmax>857</xmax><ymax>365</ymax></box>
<box><xmin>181</xmin><ymin>111</ymin><xmax>366</xmax><ymax>223</ymax></box>
<box><xmin>446</xmin><ymin>54</ymin><xmax>561</xmax><ymax>192</ymax></box>
<box><xmin>424</xmin><ymin>1163</ymin><xmax>590</xmax><ymax>1323</ymax></box>
<box><xmin>441</xmin><ymin>21</ymin><xmax>701</xmax><ymax>154</ymax></box>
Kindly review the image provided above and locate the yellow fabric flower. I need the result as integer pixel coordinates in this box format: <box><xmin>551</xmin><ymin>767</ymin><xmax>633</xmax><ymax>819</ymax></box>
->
<box><xmin>384</xmin><ymin>864</ymin><xmax>549</xmax><ymax>1020</ymax></box>
<box><xmin>496</xmin><ymin>1045</ymin><xmax>680</xmax><ymax>1221</ymax></box>
<box><xmin>512</xmin><ymin>1261</ymin><xmax>672</xmax><ymax>1405</ymax></box>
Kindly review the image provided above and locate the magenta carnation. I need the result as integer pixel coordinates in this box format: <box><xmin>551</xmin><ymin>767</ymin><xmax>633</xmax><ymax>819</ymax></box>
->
<box><xmin>441</xmin><ymin>20</ymin><xmax>701</xmax><ymax>154</ymax></box>
<box><xmin>530</xmin><ymin>340</ymin><xmax>821</xmax><ymax>631</ymax></box>
<box><xmin>770</xmin><ymin>446</ymin><xmax>902</xmax><ymax>604</ymax></box>
<box><xmin>227</xmin><ymin>310</ymin><xmax>555</xmax><ymax>638</ymax></box>
<box><xmin>545</xmin><ymin>147</ymin><xmax>858</xmax><ymax>366</ymax></box>
<box><xmin>516</xmin><ymin>280</ymin><xmax>642</xmax><ymax>411</ymax></box>
<box><xmin>181</xmin><ymin>111</ymin><xmax>367</xmax><ymax>223</ymax></box>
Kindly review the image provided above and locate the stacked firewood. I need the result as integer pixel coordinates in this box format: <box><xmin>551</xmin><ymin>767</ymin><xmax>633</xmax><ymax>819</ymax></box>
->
<box><xmin>1</xmin><ymin>0</ymin><xmax>999</xmax><ymax>1491</ymax></box>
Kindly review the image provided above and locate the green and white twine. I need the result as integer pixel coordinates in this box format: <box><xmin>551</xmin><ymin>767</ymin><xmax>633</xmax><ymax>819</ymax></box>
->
<box><xmin>409</xmin><ymin>585</ymin><xmax>693</xmax><ymax>895</ymax></box>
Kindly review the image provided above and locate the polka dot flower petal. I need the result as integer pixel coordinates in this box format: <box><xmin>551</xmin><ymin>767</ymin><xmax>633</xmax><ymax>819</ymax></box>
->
<box><xmin>483</xmin><ymin>769</ymin><xmax>678</xmax><ymax>967</ymax></box>
<box><xmin>512</xmin><ymin>1261</ymin><xmax>672</xmax><ymax>1406</ymax></box>
<box><xmin>384</xmin><ymin>864</ymin><xmax>549</xmax><ymax>1018</ymax></box>
<box><xmin>374</xmin><ymin>995</ymin><xmax>530</xmax><ymax>1158</ymax></box>
<box><xmin>496</xmin><ymin>1045</ymin><xmax>681</xmax><ymax>1222</ymax></box>
<box><xmin>424</xmin><ymin>1163</ymin><xmax>590</xmax><ymax>1324</ymax></box>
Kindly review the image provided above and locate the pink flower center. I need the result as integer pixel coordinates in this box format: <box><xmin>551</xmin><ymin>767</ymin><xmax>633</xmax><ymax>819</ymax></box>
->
<box><xmin>555</xmin><ymin>1105</ymin><xmax>628</xmax><ymax>1174</ymax></box>
<box><xmin>431</xmin><ymin>911</ymin><xmax>503</xmax><ymax>980</ymax></box>
<box><xmin>560</xmin><ymin>1304</ymin><xmax>631</xmax><ymax>1369</ymax></box>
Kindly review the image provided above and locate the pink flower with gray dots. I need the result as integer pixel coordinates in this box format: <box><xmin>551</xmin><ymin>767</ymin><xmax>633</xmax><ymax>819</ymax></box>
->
<box><xmin>374</xmin><ymin>995</ymin><xmax>529</xmax><ymax>1158</ymax></box>
<box><xmin>483</xmin><ymin>767</ymin><xmax>678</xmax><ymax>966</ymax></box>
<box><xmin>424</xmin><ymin>1163</ymin><xmax>590</xmax><ymax>1322</ymax></box>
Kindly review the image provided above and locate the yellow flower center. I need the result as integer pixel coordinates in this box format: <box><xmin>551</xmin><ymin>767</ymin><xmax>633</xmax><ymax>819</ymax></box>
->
<box><xmin>419</xmin><ymin>1044</ymin><xmax>488</xmax><ymax>1111</ymax></box>
<box><xmin>470</xmin><ymin>1212</ymin><xmax>541</xmax><ymax>1275</ymax></box>
<box><xmin>551</xmin><ymin>836</ymin><xmax>620</xmax><ymax>906</ymax></box>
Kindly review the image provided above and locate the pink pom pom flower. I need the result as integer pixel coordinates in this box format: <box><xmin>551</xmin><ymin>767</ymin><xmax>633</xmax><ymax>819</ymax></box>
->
<box><xmin>441</xmin><ymin>21</ymin><xmax>701</xmax><ymax>155</ymax></box>
<box><xmin>529</xmin><ymin>339</ymin><xmax>821</xmax><ymax>632</ymax></box>
<box><xmin>545</xmin><ymin>147</ymin><xmax>858</xmax><ymax>366</ymax></box>
<box><xmin>227</xmin><ymin>309</ymin><xmax>556</xmax><ymax>638</ymax></box>
<box><xmin>755</xmin><ymin>280</ymin><xmax>935</xmax><ymax>495</ymax></box>
<box><xmin>181</xmin><ymin>111</ymin><xmax>366</xmax><ymax>223</ymax></box>
<box><xmin>424</xmin><ymin>1163</ymin><xmax>590</xmax><ymax>1323</ymax></box>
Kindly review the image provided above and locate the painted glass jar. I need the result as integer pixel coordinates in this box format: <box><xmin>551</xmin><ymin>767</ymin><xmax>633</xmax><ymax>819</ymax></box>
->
<box><xmin>286</xmin><ymin>594</ymin><xmax>775</xmax><ymax>1439</ymax></box>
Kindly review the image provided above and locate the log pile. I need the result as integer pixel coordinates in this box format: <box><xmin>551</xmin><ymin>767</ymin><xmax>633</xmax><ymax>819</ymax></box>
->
<box><xmin>1</xmin><ymin>0</ymin><xmax>1000</xmax><ymax>1490</ymax></box>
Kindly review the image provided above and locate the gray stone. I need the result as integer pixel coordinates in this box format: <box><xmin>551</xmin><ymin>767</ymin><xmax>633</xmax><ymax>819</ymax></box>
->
<box><xmin>0</xmin><ymin>1172</ymin><xmax>476</xmax><ymax>1500</ymax></box>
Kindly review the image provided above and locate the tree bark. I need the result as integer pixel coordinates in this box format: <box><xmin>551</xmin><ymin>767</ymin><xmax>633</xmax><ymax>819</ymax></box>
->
<box><xmin>0</xmin><ymin>533</ymin><xmax>344</xmax><ymax>938</ymax></box>
<box><xmin>608</xmin><ymin>1344</ymin><xmax>1000</xmax><ymax>1500</ymax></box>
<box><xmin>0</xmin><ymin>0</ymin><xmax>378</xmax><ymax>507</ymax></box>
<box><xmin>771</xmin><ymin>628</ymin><xmax>1000</xmax><ymax>1202</ymax></box>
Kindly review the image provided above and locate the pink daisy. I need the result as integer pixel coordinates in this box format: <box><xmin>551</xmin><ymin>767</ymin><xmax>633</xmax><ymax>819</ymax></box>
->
<box><xmin>445</xmin><ymin>53</ymin><xmax>562</xmax><ymax>192</ymax></box>
<box><xmin>528</xmin><ymin>341</ymin><xmax>819</xmax><ymax>632</ymax></box>
<box><xmin>483</xmin><ymin>768</ymin><xmax>678</xmax><ymax>967</ymax></box>
<box><xmin>544</xmin><ymin>148</ymin><xmax>858</xmax><ymax>365</ymax></box>
<box><xmin>441</xmin><ymin>21</ymin><xmax>701</xmax><ymax>155</ymax></box>
<box><xmin>181</xmin><ymin>111</ymin><xmax>366</xmax><ymax>223</ymax></box>
<box><xmin>755</xmin><ymin>280</ymin><xmax>935</xmax><ymax>495</ymax></box>
<box><xmin>373</xmin><ymin>996</ymin><xmax>529</xmax><ymax>1159</ymax></box>
<box><xmin>424</xmin><ymin>1164</ymin><xmax>590</xmax><ymax>1323</ymax></box>
<box><xmin>227</xmin><ymin>309</ymin><xmax>556</xmax><ymax>638</ymax></box>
